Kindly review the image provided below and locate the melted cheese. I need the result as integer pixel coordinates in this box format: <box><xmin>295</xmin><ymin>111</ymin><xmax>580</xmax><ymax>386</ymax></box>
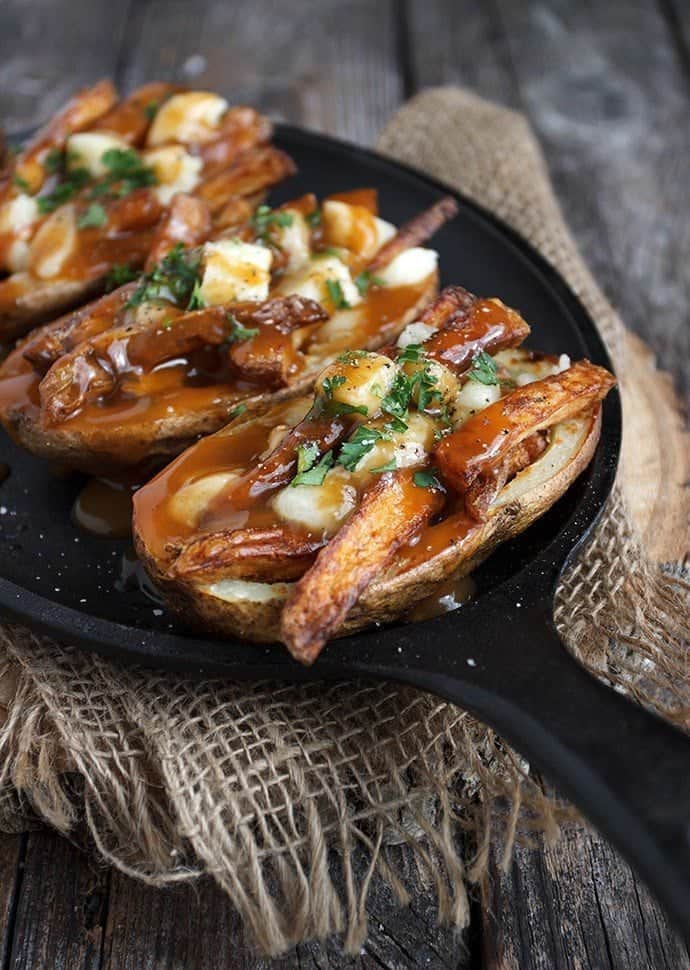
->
<box><xmin>273</xmin><ymin>210</ymin><xmax>311</xmax><ymax>273</ymax></box>
<box><xmin>375</xmin><ymin>247</ymin><xmax>438</xmax><ymax>287</ymax></box>
<box><xmin>0</xmin><ymin>193</ymin><xmax>39</xmax><ymax>235</ymax></box>
<box><xmin>318</xmin><ymin>353</ymin><xmax>396</xmax><ymax>415</ymax></box>
<box><xmin>278</xmin><ymin>255</ymin><xmax>361</xmax><ymax>309</ymax></box>
<box><xmin>146</xmin><ymin>92</ymin><xmax>229</xmax><ymax>146</ymax></box>
<box><xmin>28</xmin><ymin>203</ymin><xmax>77</xmax><ymax>279</ymax></box>
<box><xmin>198</xmin><ymin>238</ymin><xmax>272</xmax><ymax>305</ymax></box>
<box><xmin>66</xmin><ymin>132</ymin><xmax>132</xmax><ymax>177</ymax></box>
<box><xmin>144</xmin><ymin>146</ymin><xmax>203</xmax><ymax>204</ymax></box>
<box><xmin>272</xmin><ymin>467</ymin><xmax>357</xmax><ymax>536</ymax></box>
<box><xmin>321</xmin><ymin>199</ymin><xmax>395</xmax><ymax>259</ymax></box>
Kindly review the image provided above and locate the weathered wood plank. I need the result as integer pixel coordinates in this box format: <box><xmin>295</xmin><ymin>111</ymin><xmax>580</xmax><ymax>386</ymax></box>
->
<box><xmin>482</xmin><ymin>823</ymin><xmax>690</xmax><ymax>970</ymax></box>
<box><xmin>116</xmin><ymin>0</ymin><xmax>402</xmax><ymax>145</ymax></box>
<box><xmin>0</xmin><ymin>833</ymin><xmax>24</xmax><ymax>968</ymax></box>
<box><xmin>408</xmin><ymin>0</ymin><xmax>690</xmax><ymax>399</ymax></box>
<box><xmin>103</xmin><ymin>844</ymin><xmax>472</xmax><ymax>969</ymax></box>
<box><xmin>7</xmin><ymin>831</ymin><xmax>109</xmax><ymax>970</ymax></box>
<box><xmin>0</xmin><ymin>0</ymin><xmax>133</xmax><ymax>134</ymax></box>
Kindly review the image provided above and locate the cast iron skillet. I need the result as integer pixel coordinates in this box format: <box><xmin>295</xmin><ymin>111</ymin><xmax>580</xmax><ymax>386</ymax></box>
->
<box><xmin>1</xmin><ymin>125</ymin><xmax>689</xmax><ymax>936</ymax></box>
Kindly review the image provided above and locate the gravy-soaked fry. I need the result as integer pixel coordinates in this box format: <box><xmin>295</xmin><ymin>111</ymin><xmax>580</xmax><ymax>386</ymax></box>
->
<box><xmin>201</xmin><ymin>415</ymin><xmax>351</xmax><ymax>525</ymax></box>
<box><xmin>94</xmin><ymin>82</ymin><xmax>180</xmax><ymax>144</ymax></box>
<box><xmin>422</xmin><ymin>297</ymin><xmax>530</xmax><ymax>372</ymax></box>
<box><xmin>172</xmin><ymin>526</ymin><xmax>321</xmax><ymax>583</ymax></box>
<box><xmin>22</xmin><ymin>282</ymin><xmax>138</xmax><ymax>373</ymax></box>
<box><xmin>197</xmin><ymin>146</ymin><xmax>297</xmax><ymax>215</ymax></box>
<box><xmin>104</xmin><ymin>187</ymin><xmax>164</xmax><ymax>232</ymax></box>
<box><xmin>11</xmin><ymin>80</ymin><xmax>117</xmax><ymax>194</ymax></box>
<box><xmin>435</xmin><ymin>360</ymin><xmax>616</xmax><ymax>493</ymax></box>
<box><xmin>366</xmin><ymin>196</ymin><xmax>458</xmax><ymax>272</ymax></box>
<box><xmin>464</xmin><ymin>431</ymin><xmax>547</xmax><ymax>520</ymax></box>
<box><xmin>199</xmin><ymin>107</ymin><xmax>273</xmax><ymax>176</ymax></box>
<box><xmin>281</xmin><ymin>469</ymin><xmax>445</xmax><ymax>664</ymax></box>
<box><xmin>146</xmin><ymin>193</ymin><xmax>211</xmax><ymax>267</ymax></box>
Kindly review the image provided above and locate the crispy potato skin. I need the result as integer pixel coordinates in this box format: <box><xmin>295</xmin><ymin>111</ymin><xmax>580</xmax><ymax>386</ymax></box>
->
<box><xmin>1</xmin><ymin>274</ymin><xmax>439</xmax><ymax>475</ymax></box>
<box><xmin>133</xmin><ymin>407</ymin><xmax>602</xmax><ymax>646</ymax></box>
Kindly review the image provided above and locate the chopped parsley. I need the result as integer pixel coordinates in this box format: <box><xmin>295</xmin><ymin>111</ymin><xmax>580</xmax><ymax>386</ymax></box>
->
<box><xmin>336</xmin><ymin>426</ymin><xmax>384</xmax><ymax>471</ymax></box>
<box><xmin>326</xmin><ymin>400</ymin><xmax>369</xmax><ymax>417</ymax></box>
<box><xmin>325</xmin><ymin>279</ymin><xmax>350</xmax><ymax>310</ymax></box>
<box><xmin>126</xmin><ymin>243</ymin><xmax>201</xmax><ymax>309</ymax></box>
<box><xmin>468</xmin><ymin>350</ymin><xmax>499</xmax><ymax>385</ymax></box>
<box><xmin>413</xmin><ymin>469</ymin><xmax>442</xmax><ymax>489</ymax></box>
<box><xmin>44</xmin><ymin>147</ymin><xmax>63</xmax><ymax>174</ymax></box>
<box><xmin>305</xmin><ymin>209</ymin><xmax>321</xmax><ymax>227</ymax></box>
<box><xmin>77</xmin><ymin>202</ymin><xmax>107</xmax><ymax>228</ymax></box>
<box><xmin>396</xmin><ymin>343</ymin><xmax>424</xmax><ymax>363</ymax></box>
<box><xmin>94</xmin><ymin>147</ymin><xmax>156</xmax><ymax>198</ymax></box>
<box><xmin>354</xmin><ymin>269</ymin><xmax>384</xmax><ymax>297</ymax></box>
<box><xmin>415</xmin><ymin>364</ymin><xmax>441</xmax><ymax>411</ymax></box>
<box><xmin>12</xmin><ymin>173</ymin><xmax>32</xmax><ymax>193</ymax></box>
<box><xmin>384</xmin><ymin>415</ymin><xmax>408</xmax><ymax>434</ymax></box>
<box><xmin>144</xmin><ymin>100</ymin><xmax>160</xmax><ymax>121</ymax></box>
<box><xmin>336</xmin><ymin>349</ymin><xmax>368</xmax><ymax>364</ymax></box>
<box><xmin>228</xmin><ymin>402</ymin><xmax>248</xmax><ymax>421</ymax></box>
<box><xmin>187</xmin><ymin>279</ymin><xmax>206</xmax><ymax>311</ymax></box>
<box><xmin>251</xmin><ymin>204</ymin><xmax>294</xmax><ymax>241</ymax></box>
<box><xmin>105</xmin><ymin>264</ymin><xmax>139</xmax><ymax>290</ymax></box>
<box><xmin>321</xmin><ymin>374</ymin><xmax>346</xmax><ymax>399</ymax></box>
<box><xmin>290</xmin><ymin>448</ymin><xmax>334</xmax><ymax>487</ymax></box>
<box><xmin>380</xmin><ymin>370</ymin><xmax>415</xmax><ymax>419</ymax></box>
<box><xmin>371</xmin><ymin>458</ymin><xmax>397</xmax><ymax>473</ymax></box>
<box><xmin>313</xmin><ymin>247</ymin><xmax>342</xmax><ymax>259</ymax></box>
<box><xmin>37</xmin><ymin>166</ymin><xmax>90</xmax><ymax>213</ymax></box>
<box><xmin>226</xmin><ymin>314</ymin><xmax>259</xmax><ymax>342</ymax></box>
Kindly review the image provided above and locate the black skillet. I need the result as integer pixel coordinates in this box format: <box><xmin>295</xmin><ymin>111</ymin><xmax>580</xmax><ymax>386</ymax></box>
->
<box><xmin>1</xmin><ymin>124</ymin><xmax>690</xmax><ymax>936</ymax></box>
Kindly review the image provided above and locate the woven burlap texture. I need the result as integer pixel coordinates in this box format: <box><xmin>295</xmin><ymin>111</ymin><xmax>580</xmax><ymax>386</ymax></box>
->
<box><xmin>0</xmin><ymin>87</ymin><xmax>688</xmax><ymax>956</ymax></box>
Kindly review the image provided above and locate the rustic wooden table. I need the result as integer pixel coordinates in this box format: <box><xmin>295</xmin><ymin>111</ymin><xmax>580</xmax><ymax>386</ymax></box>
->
<box><xmin>0</xmin><ymin>1</ymin><xmax>688</xmax><ymax>967</ymax></box>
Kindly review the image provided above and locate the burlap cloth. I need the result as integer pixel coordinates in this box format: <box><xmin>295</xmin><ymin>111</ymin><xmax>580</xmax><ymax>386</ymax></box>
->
<box><xmin>0</xmin><ymin>88</ymin><xmax>688</xmax><ymax>955</ymax></box>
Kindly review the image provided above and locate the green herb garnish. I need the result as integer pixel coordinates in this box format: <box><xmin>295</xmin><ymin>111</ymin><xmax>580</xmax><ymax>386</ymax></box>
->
<box><xmin>325</xmin><ymin>279</ymin><xmax>350</xmax><ymax>310</ymax></box>
<box><xmin>226</xmin><ymin>314</ymin><xmax>259</xmax><ymax>343</ymax></box>
<box><xmin>144</xmin><ymin>101</ymin><xmax>159</xmax><ymax>121</ymax></box>
<box><xmin>126</xmin><ymin>243</ymin><xmax>201</xmax><ymax>309</ymax></box>
<box><xmin>321</xmin><ymin>374</ymin><xmax>347</xmax><ymax>399</ymax></box>
<box><xmin>337</xmin><ymin>426</ymin><xmax>384</xmax><ymax>471</ymax></box>
<box><xmin>305</xmin><ymin>209</ymin><xmax>321</xmax><ymax>227</ymax></box>
<box><xmin>413</xmin><ymin>469</ymin><xmax>442</xmax><ymax>489</ymax></box>
<box><xmin>371</xmin><ymin>458</ymin><xmax>397</xmax><ymax>473</ymax></box>
<box><xmin>380</xmin><ymin>370</ymin><xmax>415</xmax><ymax>419</ymax></box>
<box><xmin>251</xmin><ymin>204</ymin><xmax>294</xmax><ymax>241</ymax></box>
<box><xmin>354</xmin><ymin>269</ymin><xmax>384</xmax><ymax>297</ymax></box>
<box><xmin>468</xmin><ymin>350</ymin><xmax>499</xmax><ymax>386</ymax></box>
<box><xmin>77</xmin><ymin>202</ymin><xmax>107</xmax><ymax>228</ymax></box>
<box><xmin>313</xmin><ymin>247</ymin><xmax>342</xmax><ymax>259</ymax></box>
<box><xmin>105</xmin><ymin>264</ymin><xmax>139</xmax><ymax>290</ymax></box>
<box><xmin>187</xmin><ymin>279</ymin><xmax>206</xmax><ymax>311</ymax></box>
<box><xmin>291</xmin><ymin>448</ymin><xmax>334</xmax><ymax>487</ymax></box>
<box><xmin>37</xmin><ymin>166</ymin><xmax>90</xmax><ymax>213</ymax></box>
<box><xmin>44</xmin><ymin>147</ymin><xmax>63</xmax><ymax>174</ymax></box>
<box><xmin>396</xmin><ymin>343</ymin><xmax>424</xmax><ymax>363</ymax></box>
<box><xmin>228</xmin><ymin>402</ymin><xmax>248</xmax><ymax>421</ymax></box>
<box><xmin>12</xmin><ymin>173</ymin><xmax>32</xmax><ymax>193</ymax></box>
<box><xmin>384</xmin><ymin>415</ymin><xmax>408</xmax><ymax>434</ymax></box>
<box><xmin>96</xmin><ymin>147</ymin><xmax>156</xmax><ymax>197</ymax></box>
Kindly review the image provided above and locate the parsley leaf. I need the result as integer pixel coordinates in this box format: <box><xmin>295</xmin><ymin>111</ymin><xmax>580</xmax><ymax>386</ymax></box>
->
<box><xmin>326</xmin><ymin>400</ymin><xmax>369</xmax><ymax>416</ymax></box>
<box><xmin>354</xmin><ymin>269</ymin><xmax>385</xmax><ymax>297</ymax></box>
<box><xmin>44</xmin><ymin>147</ymin><xmax>63</xmax><ymax>174</ymax></box>
<box><xmin>305</xmin><ymin>209</ymin><xmax>321</xmax><ymax>227</ymax></box>
<box><xmin>384</xmin><ymin>415</ymin><xmax>408</xmax><ymax>434</ymax></box>
<box><xmin>226</xmin><ymin>314</ymin><xmax>259</xmax><ymax>343</ymax></box>
<box><xmin>144</xmin><ymin>101</ymin><xmax>159</xmax><ymax>121</ymax></box>
<box><xmin>396</xmin><ymin>343</ymin><xmax>424</xmax><ymax>363</ymax></box>
<box><xmin>337</xmin><ymin>426</ymin><xmax>384</xmax><ymax>471</ymax></box>
<box><xmin>468</xmin><ymin>350</ymin><xmax>499</xmax><ymax>386</ymax></box>
<box><xmin>380</xmin><ymin>370</ymin><xmax>415</xmax><ymax>419</ymax></box>
<box><xmin>228</xmin><ymin>402</ymin><xmax>248</xmax><ymax>421</ymax></box>
<box><xmin>326</xmin><ymin>279</ymin><xmax>350</xmax><ymax>310</ymax></box>
<box><xmin>413</xmin><ymin>469</ymin><xmax>442</xmax><ymax>489</ymax></box>
<box><xmin>126</xmin><ymin>243</ymin><xmax>201</xmax><ymax>309</ymax></box>
<box><xmin>296</xmin><ymin>442</ymin><xmax>320</xmax><ymax>474</ymax></box>
<box><xmin>77</xmin><ymin>202</ymin><xmax>107</xmax><ymax>229</ymax></box>
<box><xmin>251</xmin><ymin>204</ymin><xmax>293</xmax><ymax>241</ymax></box>
<box><xmin>105</xmin><ymin>264</ymin><xmax>139</xmax><ymax>290</ymax></box>
<box><xmin>371</xmin><ymin>458</ymin><xmax>397</xmax><ymax>473</ymax></box>
<box><xmin>291</xmin><ymin>448</ymin><xmax>334</xmax><ymax>487</ymax></box>
<box><xmin>313</xmin><ymin>247</ymin><xmax>343</xmax><ymax>259</ymax></box>
<box><xmin>321</xmin><ymin>374</ymin><xmax>346</xmax><ymax>399</ymax></box>
<box><xmin>37</xmin><ymin>166</ymin><xmax>90</xmax><ymax>213</ymax></box>
<box><xmin>98</xmin><ymin>148</ymin><xmax>156</xmax><ymax>196</ymax></box>
<box><xmin>12</xmin><ymin>173</ymin><xmax>32</xmax><ymax>193</ymax></box>
<box><xmin>415</xmin><ymin>364</ymin><xmax>441</xmax><ymax>411</ymax></box>
<box><xmin>187</xmin><ymin>279</ymin><xmax>206</xmax><ymax>311</ymax></box>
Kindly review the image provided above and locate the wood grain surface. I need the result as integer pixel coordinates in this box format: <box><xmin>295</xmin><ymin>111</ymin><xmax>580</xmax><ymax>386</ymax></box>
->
<box><xmin>0</xmin><ymin>0</ymin><xmax>688</xmax><ymax>966</ymax></box>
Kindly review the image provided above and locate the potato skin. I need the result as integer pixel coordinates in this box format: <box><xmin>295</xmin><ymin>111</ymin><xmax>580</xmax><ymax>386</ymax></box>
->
<box><xmin>133</xmin><ymin>408</ymin><xmax>602</xmax><ymax>646</ymax></box>
<box><xmin>2</xmin><ymin>274</ymin><xmax>439</xmax><ymax>475</ymax></box>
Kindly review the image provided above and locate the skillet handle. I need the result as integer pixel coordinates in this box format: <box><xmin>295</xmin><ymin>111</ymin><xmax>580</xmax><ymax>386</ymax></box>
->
<box><xmin>385</xmin><ymin>577</ymin><xmax>690</xmax><ymax>940</ymax></box>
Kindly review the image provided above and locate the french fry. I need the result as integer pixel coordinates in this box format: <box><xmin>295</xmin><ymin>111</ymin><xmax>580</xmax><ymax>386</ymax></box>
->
<box><xmin>366</xmin><ymin>196</ymin><xmax>458</xmax><ymax>272</ymax></box>
<box><xmin>435</xmin><ymin>360</ymin><xmax>616</xmax><ymax>493</ymax></box>
<box><xmin>172</xmin><ymin>526</ymin><xmax>321</xmax><ymax>583</ymax></box>
<box><xmin>197</xmin><ymin>146</ymin><xmax>297</xmax><ymax>216</ymax></box>
<box><xmin>281</xmin><ymin>468</ymin><xmax>444</xmax><ymax>664</ymax></box>
<box><xmin>145</xmin><ymin>193</ymin><xmax>212</xmax><ymax>267</ymax></box>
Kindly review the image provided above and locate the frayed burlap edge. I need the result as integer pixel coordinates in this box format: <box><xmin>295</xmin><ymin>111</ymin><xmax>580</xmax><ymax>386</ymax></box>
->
<box><xmin>0</xmin><ymin>87</ymin><xmax>687</xmax><ymax>955</ymax></box>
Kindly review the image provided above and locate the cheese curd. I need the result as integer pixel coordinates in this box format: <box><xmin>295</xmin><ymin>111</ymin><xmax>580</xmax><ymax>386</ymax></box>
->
<box><xmin>66</xmin><ymin>132</ymin><xmax>132</xmax><ymax>177</ymax></box>
<box><xmin>198</xmin><ymin>239</ymin><xmax>272</xmax><ymax>305</ymax></box>
<box><xmin>272</xmin><ymin>210</ymin><xmax>311</xmax><ymax>273</ymax></box>
<box><xmin>321</xmin><ymin>199</ymin><xmax>395</xmax><ymax>260</ymax></box>
<box><xmin>146</xmin><ymin>92</ymin><xmax>228</xmax><ymax>146</ymax></box>
<box><xmin>27</xmin><ymin>203</ymin><xmax>77</xmax><ymax>279</ymax></box>
<box><xmin>452</xmin><ymin>378</ymin><xmax>503</xmax><ymax>425</ymax></box>
<box><xmin>278</xmin><ymin>254</ymin><xmax>361</xmax><ymax>309</ymax></box>
<box><xmin>374</xmin><ymin>247</ymin><xmax>438</xmax><ymax>287</ymax></box>
<box><xmin>144</xmin><ymin>146</ymin><xmax>203</xmax><ymax>204</ymax></box>
<box><xmin>318</xmin><ymin>353</ymin><xmax>396</xmax><ymax>415</ymax></box>
<box><xmin>272</xmin><ymin>467</ymin><xmax>357</xmax><ymax>536</ymax></box>
<box><xmin>397</xmin><ymin>321</ymin><xmax>438</xmax><ymax>348</ymax></box>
